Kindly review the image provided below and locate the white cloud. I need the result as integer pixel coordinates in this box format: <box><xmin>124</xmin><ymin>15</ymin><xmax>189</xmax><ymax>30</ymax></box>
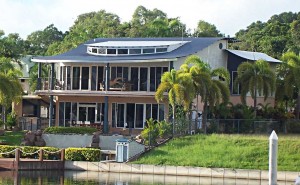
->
<box><xmin>0</xmin><ymin>0</ymin><xmax>299</xmax><ymax>38</ymax></box>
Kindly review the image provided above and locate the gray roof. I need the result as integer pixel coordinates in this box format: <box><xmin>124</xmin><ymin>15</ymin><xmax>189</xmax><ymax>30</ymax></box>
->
<box><xmin>227</xmin><ymin>49</ymin><xmax>281</xmax><ymax>63</ymax></box>
<box><xmin>32</xmin><ymin>37</ymin><xmax>224</xmax><ymax>63</ymax></box>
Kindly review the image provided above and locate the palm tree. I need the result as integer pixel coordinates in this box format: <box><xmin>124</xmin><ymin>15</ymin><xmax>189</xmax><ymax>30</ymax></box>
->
<box><xmin>277</xmin><ymin>52</ymin><xmax>300</xmax><ymax>119</ymax></box>
<box><xmin>0</xmin><ymin>57</ymin><xmax>23</xmax><ymax>127</ymax></box>
<box><xmin>155</xmin><ymin>69</ymin><xmax>194</xmax><ymax>136</ymax></box>
<box><xmin>235</xmin><ymin>59</ymin><xmax>276</xmax><ymax>117</ymax></box>
<box><xmin>184</xmin><ymin>55</ymin><xmax>230</xmax><ymax>133</ymax></box>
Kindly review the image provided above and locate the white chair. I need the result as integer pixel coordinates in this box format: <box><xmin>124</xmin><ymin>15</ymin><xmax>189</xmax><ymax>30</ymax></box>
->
<box><xmin>85</xmin><ymin>121</ymin><xmax>90</xmax><ymax>125</ymax></box>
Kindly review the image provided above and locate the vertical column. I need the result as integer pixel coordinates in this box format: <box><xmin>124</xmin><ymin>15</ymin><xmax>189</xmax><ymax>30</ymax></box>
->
<box><xmin>104</xmin><ymin>63</ymin><xmax>110</xmax><ymax>134</ymax></box>
<box><xmin>37</xmin><ymin>62</ymin><xmax>42</xmax><ymax>90</ymax></box>
<box><xmin>169</xmin><ymin>61</ymin><xmax>174</xmax><ymax>71</ymax></box>
<box><xmin>49</xmin><ymin>63</ymin><xmax>55</xmax><ymax>127</ymax></box>
<box><xmin>37</xmin><ymin>63</ymin><xmax>42</xmax><ymax>129</ymax></box>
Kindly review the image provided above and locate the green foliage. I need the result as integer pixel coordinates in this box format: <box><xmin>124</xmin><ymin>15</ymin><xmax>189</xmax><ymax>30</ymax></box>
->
<box><xmin>194</xmin><ymin>20</ymin><xmax>224</xmax><ymax>37</ymax></box>
<box><xmin>132</xmin><ymin>134</ymin><xmax>300</xmax><ymax>171</ymax></box>
<box><xmin>141</xmin><ymin>118</ymin><xmax>159</xmax><ymax>145</ymax></box>
<box><xmin>43</xmin><ymin>126</ymin><xmax>97</xmax><ymax>135</ymax></box>
<box><xmin>157</xmin><ymin>120</ymin><xmax>172</xmax><ymax>138</ymax></box>
<box><xmin>233</xmin><ymin>12</ymin><xmax>300</xmax><ymax>58</ymax></box>
<box><xmin>6</xmin><ymin>111</ymin><xmax>17</xmax><ymax>128</ymax></box>
<box><xmin>65</xmin><ymin>148</ymin><xmax>101</xmax><ymax>161</ymax></box>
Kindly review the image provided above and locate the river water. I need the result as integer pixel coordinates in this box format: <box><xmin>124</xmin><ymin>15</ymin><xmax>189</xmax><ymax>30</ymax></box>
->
<box><xmin>0</xmin><ymin>170</ymin><xmax>293</xmax><ymax>185</ymax></box>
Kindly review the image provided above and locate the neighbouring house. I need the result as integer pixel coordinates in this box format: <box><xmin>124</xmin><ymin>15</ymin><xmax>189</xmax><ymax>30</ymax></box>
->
<box><xmin>13</xmin><ymin>37</ymin><xmax>280</xmax><ymax>134</ymax></box>
<box><xmin>13</xmin><ymin>56</ymin><xmax>49</xmax><ymax>130</ymax></box>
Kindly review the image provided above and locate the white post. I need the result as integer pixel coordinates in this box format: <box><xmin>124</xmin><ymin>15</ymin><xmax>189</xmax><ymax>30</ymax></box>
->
<box><xmin>269</xmin><ymin>130</ymin><xmax>278</xmax><ymax>185</ymax></box>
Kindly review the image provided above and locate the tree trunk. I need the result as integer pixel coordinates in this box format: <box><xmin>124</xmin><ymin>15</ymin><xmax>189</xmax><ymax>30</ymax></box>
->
<box><xmin>254</xmin><ymin>84</ymin><xmax>257</xmax><ymax>118</ymax></box>
<box><xmin>172</xmin><ymin>105</ymin><xmax>175</xmax><ymax>137</ymax></box>
<box><xmin>2</xmin><ymin>106</ymin><xmax>6</xmax><ymax>130</ymax></box>
<box><xmin>194</xmin><ymin>95</ymin><xmax>199</xmax><ymax>132</ymax></box>
<box><xmin>203</xmin><ymin>100</ymin><xmax>208</xmax><ymax>134</ymax></box>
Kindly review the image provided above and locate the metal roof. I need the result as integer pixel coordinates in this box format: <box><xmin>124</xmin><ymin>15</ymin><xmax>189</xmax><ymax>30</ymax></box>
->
<box><xmin>86</xmin><ymin>40</ymin><xmax>189</xmax><ymax>47</ymax></box>
<box><xmin>32</xmin><ymin>37</ymin><xmax>224</xmax><ymax>63</ymax></box>
<box><xmin>226</xmin><ymin>49</ymin><xmax>281</xmax><ymax>63</ymax></box>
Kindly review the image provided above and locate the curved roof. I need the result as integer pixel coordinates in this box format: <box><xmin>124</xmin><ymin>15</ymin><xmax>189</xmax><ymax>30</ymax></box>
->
<box><xmin>32</xmin><ymin>37</ymin><xmax>224</xmax><ymax>63</ymax></box>
<box><xmin>227</xmin><ymin>49</ymin><xmax>281</xmax><ymax>63</ymax></box>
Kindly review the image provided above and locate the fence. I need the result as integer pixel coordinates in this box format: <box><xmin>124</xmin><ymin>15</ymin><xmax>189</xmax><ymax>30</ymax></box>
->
<box><xmin>173</xmin><ymin>119</ymin><xmax>300</xmax><ymax>135</ymax></box>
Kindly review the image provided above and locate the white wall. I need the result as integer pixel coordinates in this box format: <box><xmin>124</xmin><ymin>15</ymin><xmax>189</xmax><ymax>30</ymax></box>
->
<box><xmin>173</xmin><ymin>40</ymin><xmax>228</xmax><ymax>70</ymax></box>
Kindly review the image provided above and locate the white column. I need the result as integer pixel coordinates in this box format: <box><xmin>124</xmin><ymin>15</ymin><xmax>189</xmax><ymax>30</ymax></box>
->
<box><xmin>269</xmin><ymin>130</ymin><xmax>278</xmax><ymax>185</ymax></box>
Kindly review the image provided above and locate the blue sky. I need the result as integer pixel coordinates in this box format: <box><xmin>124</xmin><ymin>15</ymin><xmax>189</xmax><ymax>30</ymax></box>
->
<box><xmin>0</xmin><ymin>0</ymin><xmax>299</xmax><ymax>39</ymax></box>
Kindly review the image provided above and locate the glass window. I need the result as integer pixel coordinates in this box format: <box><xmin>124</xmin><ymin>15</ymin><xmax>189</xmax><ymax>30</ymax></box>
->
<box><xmin>126</xmin><ymin>103</ymin><xmax>135</xmax><ymax>129</ymax></box>
<box><xmin>146</xmin><ymin>104</ymin><xmax>152</xmax><ymax>120</ymax></box>
<box><xmin>143</xmin><ymin>48</ymin><xmax>155</xmax><ymax>54</ymax></box>
<box><xmin>59</xmin><ymin>102</ymin><xmax>64</xmax><ymax>127</ymax></box>
<box><xmin>129</xmin><ymin>49</ymin><xmax>141</xmax><ymax>55</ymax></box>
<box><xmin>156</xmin><ymin>47</ymin><xmax>167</xmax><ymax>53</ymax></box>
<box><xmin>135</xmin><ymin>104</ymin><xmax>144</xmax><ymax>128</ymax></box>
<box><xmin>107</xmin><ymin>49</ymin><xmax>116</xmax><ymax>54</ymax></box>
<box><xmin>140</xmin><ymin>68</ymin><xmax>148</xmax><ymax>91</ymax></box>
<box><xmin>232</xmin><ymin>71</ymin><xmax>241</xmax><ymax>95</ymax></box>
<box><xmin>130</xmin><ymin>67</ymin><xmax>138</xmax><ymax>91</ymax></box>
<box><xmin>97</xmin><ymin>66</ymin><xmax>104</xmax><ymax>90</ymax></box>
<box><xmin>71</xmin><ymin>102</ymin><xmax>77</xmax><ymax>122</ymax></box>
<box><xmin>118</xmin><ymin>49</ymin><xmax>128</xmax><ymax>55</ymax></box>
<box><xmin>159</xmin><ymin>104</ymin><xmax>165</xmax><ymax>121</ymax></box>
<box><xmin>152</xmin><ymin>104</ymin><xmax>158</xmax><ymax>120</ymax></box>
<box><xmin>72</xmin><ymin>67</ymin><xmax>80</xmax><ymax>90</ymax></box>
<box><xmin>91</xmin><ymin>66</ymin><xmax>97</xmax><ymax>91</ymax></box>
<box><xmin>66</xmin><ymin>66</ymin><xmax>71</xmax><ymax>90</ymax></box>
<box><xmin>65</xmin><ymin>102</ymin><xmax>71</xmax><ymax>127</ymax></box>
<box><xmin>150</xmin><ymin>67</ymin><xmax>156</xmax><ymax>91</ymax></box>
<box><xmin>98</xmin><ymin>49</ymin><xmax>106</xmax><ymax>54</ymax></box>
<box><xmin>81</xmin><ymin>67</ymin><xmax>89</xmax><ymax>90</ymax></box>
<box><xmin>92</xmin><ymin>48</ymin><xmax>97</xmax><ymax>53</ymax></box>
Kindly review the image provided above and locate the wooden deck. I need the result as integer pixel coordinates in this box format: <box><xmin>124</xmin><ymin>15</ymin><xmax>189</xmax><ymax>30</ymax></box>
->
<box><xmin>0</xmin><ymin>149</ymin><xmax>65</xmax><ymax>171</ymax></box>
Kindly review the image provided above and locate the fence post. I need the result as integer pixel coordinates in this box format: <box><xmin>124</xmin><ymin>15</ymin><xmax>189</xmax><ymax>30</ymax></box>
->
<box><xmin>39</xmin><ymin>149</ymin><xmax>43</xmax><ymax>161</ymax></box>
<box><xmin>269</xmin><ymin>130</ymin><xmax>278</xmax><ymax>185</ymax></box>
<box><xmin>15</xmin><ymin>148</ymin><xmax>20</xmax><ymax>163</ymax></box>
<box><xmin>60</xmin><ymin>149</ymin><xmax>65</xmax><ymax>161</ymax></box>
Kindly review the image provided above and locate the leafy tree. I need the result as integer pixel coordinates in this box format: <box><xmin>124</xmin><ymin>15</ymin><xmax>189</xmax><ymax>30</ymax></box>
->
<box><xmin>235</xmin><ymin>60</ymin><xmax>276</xmax><ymax>116</ymax></box>
<box><xmin>233</xmin><ymin>12</ymin><xmax>299</xmax><ymax>58</ymax></box>
<box><xmin>0</xmin><ymin>57</ymin><xmax>23</xmax><ymax>127</ymax></box>
<box><xmin>193</xmin><ymin>20</ymin><xmax>223</xmax><ymax>37</ymax></box>
<box><xmin>184</xmin><ymin>55</ymin><xmax>230</xmax><ymax>133</ymax></box>
<box><xmin>277</xmin><ymin>52</ymin><xmax>300</xmax><ymax>118</ymax></box>
<box><xmin>155</xmin><ymin>69</ymin><xmax>193</xmax><ymax>136</ymax></box>
<box><xmin>25</xmin><ymin>24</ymin><xmax>65</xmax><ymax>56</ymax></box>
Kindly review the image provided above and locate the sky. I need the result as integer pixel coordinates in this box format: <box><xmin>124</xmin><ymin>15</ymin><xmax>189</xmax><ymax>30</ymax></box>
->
<box><xmin>0</xmin><ymin>0</ymin><xmax>299</xmax><ymax>39</ymax></box>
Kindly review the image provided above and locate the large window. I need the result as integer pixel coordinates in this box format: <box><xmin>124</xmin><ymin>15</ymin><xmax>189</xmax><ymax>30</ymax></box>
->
<box><xmin>72</xmin><ymin>67</ymin><xmax>80</xmax><ymax>90</ymax></box>
<box><xmin>150</xmin><ymin>67</ymin><xmax>168</xmax><ymax>91</ymax></box>
<box><xmin>112</xmin><ymin>103</ymin><xmax>165</xmax><ymax>129</ymax></box>
<box><xmin>232</xmin><ymin>71</ymin><xmax>241</xmax><ymax>95</ymax></box>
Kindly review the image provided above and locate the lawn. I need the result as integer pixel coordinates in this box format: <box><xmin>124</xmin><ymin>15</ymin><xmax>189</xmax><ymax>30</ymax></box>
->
<box><xmin>0</xmin><ymin>131</ymin><xmax>24</xmax><ymax>146</ymax></box>
<box><xmin>132</xmin><ymin>134</ymin><xmax>300</xmax><ymax>171</ymax></box>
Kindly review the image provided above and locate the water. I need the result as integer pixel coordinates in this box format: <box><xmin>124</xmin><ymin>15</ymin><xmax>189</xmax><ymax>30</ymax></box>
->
<box><xmin>0</xmin><ymin>170</ymin><xmax>294</xmax><ymax>185</ymax></box>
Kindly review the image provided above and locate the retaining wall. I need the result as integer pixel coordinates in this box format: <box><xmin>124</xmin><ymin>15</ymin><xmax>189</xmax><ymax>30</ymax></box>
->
<box><xmin>65</xmin><ymin>161</ymin><xmax>298</xmax><ymax>182</ymax></box>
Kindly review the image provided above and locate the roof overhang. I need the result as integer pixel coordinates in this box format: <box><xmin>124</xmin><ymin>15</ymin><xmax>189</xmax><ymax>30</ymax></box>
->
<box><xmin>226</xmin><ymin>49</ymin><xmax>281</xmax><ymax>63</ymax></box>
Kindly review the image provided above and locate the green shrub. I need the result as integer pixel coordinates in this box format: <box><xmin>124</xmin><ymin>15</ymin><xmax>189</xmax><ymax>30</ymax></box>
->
<box><xmin>0</xmin><ymin>145</ymin><xmax>100</xmax><ymax>161</ymax></box>
<box><xmin>141</xmin><ymin>118</ymin><xmax>159</xmax><ymax>146</ymax></box>
<box><xmin>65</xmin><ymin>148</ymin><xmax>101</xmax><ymax>161</ymax></box>
<box><xmin>157</xmin><ymin>120</ymin><xmax>172</xmax><ymax>138</ymax></box>
<box><xmin>44</xmin><ymin>126</ymin><xmax>97</xmax><ymax>135</ymax></box>
<box><xmin>6</xmin><ymin>112</ymin><xmax>17</xmax><ymax>129</ymax></box>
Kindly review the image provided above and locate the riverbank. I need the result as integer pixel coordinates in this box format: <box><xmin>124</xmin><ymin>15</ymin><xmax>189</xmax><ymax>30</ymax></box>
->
<box><xmin>65</xmin><ymin>161</ymin><xmax>298</xmax><ymax>182</ymax></box>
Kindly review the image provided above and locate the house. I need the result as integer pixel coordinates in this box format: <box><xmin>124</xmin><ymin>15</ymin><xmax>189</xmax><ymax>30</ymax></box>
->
<box><xmin>21</xmin><ymin>37</ymin><xmax>280</xmax><ymax>134</ymax></box>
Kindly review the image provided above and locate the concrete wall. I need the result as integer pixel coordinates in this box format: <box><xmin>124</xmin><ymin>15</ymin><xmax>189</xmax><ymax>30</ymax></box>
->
<box><xmin>43</xmin><ymin>134</ymin><xmax>125</xmax><ymax>149</ymax></box>
<box><xmin>128</xmin><ymin>140</ymin><xmax>145</xmax><ymax>159</ymax></box>
<box><xmin>65</xmin><ymin>161</ymin><xmax>298</xmax><ymax>182</ymax></box>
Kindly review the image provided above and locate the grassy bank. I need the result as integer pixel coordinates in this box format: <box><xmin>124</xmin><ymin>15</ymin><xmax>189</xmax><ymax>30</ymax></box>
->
<box><xmin>132</xmin><ymin>134</ymin><xmax>300</xmax><ymax>171</ymax></box>
<box><xmin>0</xmin><ymin>131</ymin><xmax>24</xmax><ymax>145</ymax></box>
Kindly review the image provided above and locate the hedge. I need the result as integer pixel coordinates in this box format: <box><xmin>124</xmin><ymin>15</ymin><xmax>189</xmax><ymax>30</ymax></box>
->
<box><xmin>0</xmin><ymin>145</ymin><xmax>101</xmax><ymax>161</ymax></box>
<box><xmin>43</xmin><ymin>126</ymin><xmax>97</xmax><ymax>135</ymax></box>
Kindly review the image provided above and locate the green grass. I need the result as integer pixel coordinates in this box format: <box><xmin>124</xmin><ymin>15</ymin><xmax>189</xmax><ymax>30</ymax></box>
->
<box><xmin>0</xmin><ymin>131</ymin><xmax>24</xmax><ymax>146</ymax></box>
<box><xmin>132</xmin><ymin>134</ymin><xmax>300</xmax><ymax>171</ymax></box>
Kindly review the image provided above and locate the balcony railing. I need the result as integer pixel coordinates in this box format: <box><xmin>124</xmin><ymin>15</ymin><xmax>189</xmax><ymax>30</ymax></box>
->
<box><xmin>39</xmin><ymin>77</ymin><xmax>154</xmax><ymax>92</ymax></box>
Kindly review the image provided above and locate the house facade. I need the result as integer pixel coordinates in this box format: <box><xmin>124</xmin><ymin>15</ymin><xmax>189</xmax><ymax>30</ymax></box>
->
<box><xmin>26</xmin><ymin>37</ymin><xmax>280</xmax><ymax>134</ymax></box>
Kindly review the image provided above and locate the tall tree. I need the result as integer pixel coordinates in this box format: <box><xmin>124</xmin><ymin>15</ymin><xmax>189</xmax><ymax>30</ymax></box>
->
<box><xmin>155</xmin><ymin>69</ymin><xmax>193</xmax><ymax>136</ymax></box>
<box><xmin>235</xmin><ymin>60</ymin><xmax>276</xmax><ymax>116</ymax></box>
<box><xmin>184</xmin><ymin>55</ymin><xmax>230</xmax><ymax>133</ymax></box>
<box><xmin>277</xmin><ymin>52</ymin><xmax>300</xmax><ymax>119</ymax></box>
<box><xmin>25</xmin><ymin>24</ymin><xmax>65</xmax><ymax>56</ymax></box>
<box><xmin>0</xmin><ymin>57</ymin><xmax>23</xmax><ymax>126</ymax></box>
<box><xmin>193</xmin><ymin>20</ymin><xmax>223</xmax><ymax>37</ymax></box>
